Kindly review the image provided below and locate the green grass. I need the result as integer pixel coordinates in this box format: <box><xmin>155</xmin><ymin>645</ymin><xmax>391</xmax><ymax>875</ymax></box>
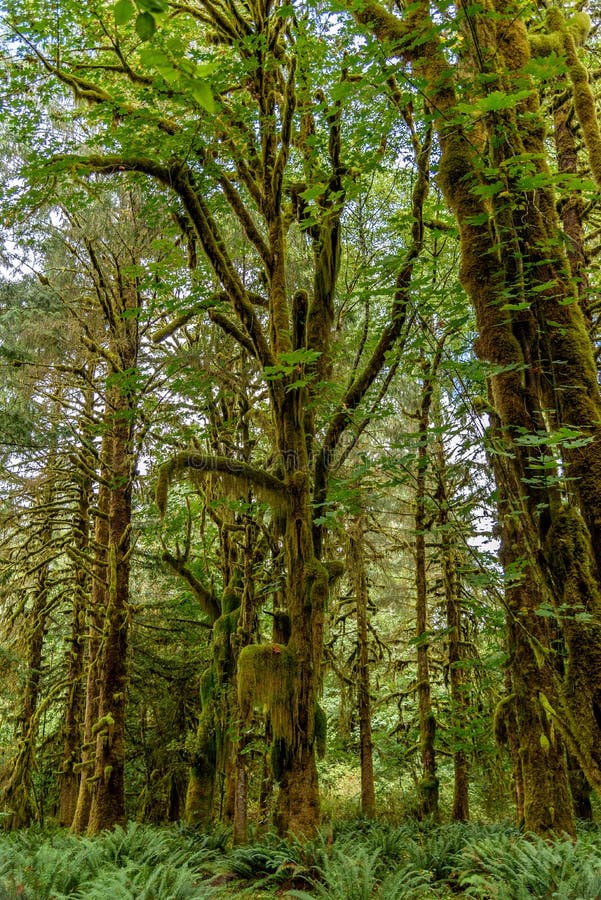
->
<box><xmin>0</xmin><ymin>819</ymin><xmax>600</xmax><ymax>898</ymax></box>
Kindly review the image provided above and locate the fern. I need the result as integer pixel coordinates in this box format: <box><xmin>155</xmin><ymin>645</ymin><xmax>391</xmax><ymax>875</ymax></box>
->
<box><xmin>378</xmin><ymin>864</ymin><xmax>437</xmax><ymax>899</ymax></box>
<box><xmin>459</xmin><ymin>830</ymin><xmax>601</xmax><ymax>899</ymax></box>
<box><xmin>287</xmin><ymin>845</ymin><xmax>382</xmax><ymax>900</ymax></box>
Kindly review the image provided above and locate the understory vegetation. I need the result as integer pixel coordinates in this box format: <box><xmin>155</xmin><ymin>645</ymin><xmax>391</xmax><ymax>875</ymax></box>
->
<box><xmin>2</xmin><ymin>819</ymin><xmax>601</xmax><ymax>899</ymax></box>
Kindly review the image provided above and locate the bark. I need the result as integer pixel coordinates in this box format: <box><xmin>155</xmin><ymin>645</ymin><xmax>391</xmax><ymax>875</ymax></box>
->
<box><xmin>348</xmin><ymin>517</ymin><xmax>376</xmax><ymax>819</ymax></box>
<box><xmin>434</xmin><ymin>432</ymin><xmax>469</xmax><ymax>822</ymax></box>
<box><xmin>491</xmin><ymin>425</ymin><xmax>575</xmax><ymax>837</ymax></box>
<box><xmin>1</xmin><ymin>549</ymin><xmax>50</xmax><ymax>828</ymax></box>
<box><xmin>71</xmin><ymin>473</ymin><xmax>108</xmax><ymax>834</ymax></box>
<box><xmin>273</xmin><ymin>468</ymin><xmax>323</xmax><ymax>836</ymax></box>
<box><xmin>501</xmin><ymin>670</ymin><xmax>525</xmax><ymax>826</ymax></box>
<box><xmin>58</xmin><ymin>389</ymin><xmax>94</xmax><ymax>827</ymax></box>
<box><xmin>413</xmin><ymin>345</ymin><xmax>444</xmax><ymax>820</ymax></box>
<box><xmin>86</xmin><ymin>384</ymin><xmax>133</xmax><ymax>833</ymax></box>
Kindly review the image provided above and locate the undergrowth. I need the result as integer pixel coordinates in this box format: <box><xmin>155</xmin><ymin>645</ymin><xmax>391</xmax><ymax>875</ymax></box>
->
<box><xmin>0</xmin><ymin>819</ymin><xmax>600</xmax><ymax>898</ymax></box>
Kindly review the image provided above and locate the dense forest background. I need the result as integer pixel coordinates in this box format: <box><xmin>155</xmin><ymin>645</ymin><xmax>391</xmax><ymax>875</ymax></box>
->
<box><xmin>2</xmin><ymin>0</ymin><xmax>601</xmax><ymax>891</ymax></box>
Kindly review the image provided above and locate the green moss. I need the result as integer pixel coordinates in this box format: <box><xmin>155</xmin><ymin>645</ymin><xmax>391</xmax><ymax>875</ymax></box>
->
<box><xmin>305</xmin><ymin>559</ymin><xmax>329</xmax><ymax>608</ymax></box>
<box><xmin>493</xmin><ymin>693</ymin><xmax>515</xmax><ymax>746</ymax></box>
<box><xmin>199</xmin><ymin>666</ymin><xmax>216</xmax><ymax>708</ymax></box>
<box><xmin>546</xmin><ymin>507</ymin><xmax>590</xmax><ymax>582</ymax></box>
<box><xmin>91</xmin><ymin>713</ymin><xmax>115</xmax><ymax>736</ymax></box>
<box><xmin>325</xmin><ymin>560</ymin><xmax>345</xmax><ymax>583</ymax></box>
<box><xmin>221</xmin><ymin>571</ymin><xmax>242</xmax><ymax>614</ymax></box>
<box><xmin>213</xmin><ymin>608</ymin><xmax>240</xmax><ymax>678</ymax></box>
<box><xmin>314</xmin><ymin>704</ymin><xmax>327</xmax><ymax>759</ymax></box>
<box><xmin>194</xmin><ymin>707</ymin><xmax>217</xmax><ymax>768</ymax></box>
<box><xmin>568</xmin><ymin>11</ymin><xmax>591</xmax><ymax>47</ymax></box>
<box><xmin>270</xmin><ymin>737</ymin><xmax>291</xmax><ymax>783</ymax></box>
<box><xmin>541</xmin><ymin>7</ymin><xmax>601</xmax><ymax>190</ymax></box>
<box><xmin>221</xmin><ymin>588</ymin><xmax>241</xmax><ymax>614</ymax></box>
<box><xmin>528</xmin><ymin>32</ymin><xmax>562</xmax><ymax>57</ymax></box>
<box><xmin>238</xmin><ymin>643</ymin><xmax>297</xmax><ymax>742</ymax></box>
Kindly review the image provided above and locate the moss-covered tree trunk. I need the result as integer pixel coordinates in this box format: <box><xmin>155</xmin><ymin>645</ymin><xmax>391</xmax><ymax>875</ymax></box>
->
<box><xmin>86</xmin><ymin>392</ymin><xmax>133</xmax><ymax>833</ymax></box>
<box><xmin>350</xmin><ymin>0</ymin><xmax>599</xmax><ymax>835</ymax></box>
<box><xmin>348</xmin><ymin>517</ymin><xmax>376</xmax><ymax>819</ymax></box>
<box><xmin>86</xmin><ymin>277</ymin><xmax>138</xmax><ymax>834</ymax></box>
<box><xmin>491</xmin><ymin>428</ymin><xmax>574</xmax><ymax>837</ymax></box>
<box><xmin>273</xmin><ymin>460</ymin><xmax>324</xmax><ymax>836</ymax></box>
<box><xmin>434</xmin><ymin>433</ymin><xmax>469</xmax><ymax>822</ymax></box>
<box><xmin>1</xmin><ymin>536</ymin><xmax>51</xmax><ymax>828</ymax></box>
<box><xmin>58</xmin><ymin>386</ymin><xmax>94</xmax><ymax>827</ymax></box>
<box><xmin>413</xmin><ymin>346</ymin><xmax>444</xmax><ymax>819</ymax></box>
<box><xmin>501</xmin><ymin>670</ymin><xmax>525</xmax><ymax>827</ymax></box>
<box><xmin>71</xmin><ymin>480</ymin><xmax>108</xmax><ymax>834</ymax></box>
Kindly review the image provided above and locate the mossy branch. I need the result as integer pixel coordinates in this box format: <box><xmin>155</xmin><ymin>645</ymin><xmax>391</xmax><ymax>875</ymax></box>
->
<box><xmin>217</xmin><ymin>174</ymin><xmax>271</xmax><ymax>266</ymax></box>
<box><xmin>208</xmin><ymin>309</ymin><xmax>257</xmax><ymax>357</ymax></box>
<box><xmin>161</xmin><ymin>552</ymin><xmax>221</xmax><ymax>622</ymax></box>
<box><xmin>156</xmin><ymin>452</ymin><xmax>286</xmax><ymax>517</ymax></box>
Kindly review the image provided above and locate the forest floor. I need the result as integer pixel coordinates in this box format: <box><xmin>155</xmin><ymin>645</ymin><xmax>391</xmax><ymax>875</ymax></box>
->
<box><xmin>0</xmin><ymin>818</ymin><xmax>600</xmax><ymax>898</ymax></box>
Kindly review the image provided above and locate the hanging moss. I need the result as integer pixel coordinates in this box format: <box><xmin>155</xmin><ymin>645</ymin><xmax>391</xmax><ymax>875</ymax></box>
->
<box><xmin>568</xmin><ymin>11</ymin><xmax>591</xmax><ymax>46</ymax></box>
<box><xmin>213</xmin><ymin>608</ymin><xmax>240</xmax><ymax>679</ymax></box>
<box><xmin>270</xmin><ymin>737</ymin><xmax>292</xmax><ymax>783</ymax></box>
<box><xmin>221</xmin><ymin>586</ymin><xmax>241</xmax><ymax>615</ymax></box>
<box><xmin>199</xmin><ymin>666</ymin><xmax>216</xmax><ymax>709</ymax></box>
<box><xmin>325</xmin><ymin>560</ymin><xmax>345</xmax><ymax>584</ymax></box>
<box><xmin>314</xmin><ymin>704</ymin><xmax>327</xmax><ymax>759</ymax></box>
<box><xmin>155</xmin><ymin>452</ymin><xmax>286</xmax><ymax>519</ymax></box>
<box><xmin>493</xmin><ymin>693</ymin><xmax>516</xmax><ymax>746</ymax></box>
<box><xmin>194</xmin><ymin>707</ymin><xmax>217</xmax><ymax>769</ymax></box>
<box><xmin>238</xmin><ymin>643</ymin><xmax>297</xmax><ymax>743</ymax></box>
<box><xmin>304</xmin><ymin>559</ymin><xmax>329</xmax><ymax>608</ymax></box>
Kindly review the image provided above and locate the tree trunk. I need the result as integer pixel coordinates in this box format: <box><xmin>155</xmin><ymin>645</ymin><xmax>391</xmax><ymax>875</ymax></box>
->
<box><xmin>350</xmin><ymin>0</ymin><xmax>594</xmax><ymax>837</ymax></box>
<box><xmin>71</xmin><ymin>475</ymin><xmax>109</xmax><ymax>834</ymax></box>
<box><xmin>1</xmin><ymin>548</ymin><xmax>50</xmax><ymax>828</ymax></box>
<box><xmin>414</xmin><ymin>349</ymin><xmax>441</xmax><ymax>820</ymax></box>
<box><xmin>58</xmin><ymin>391</ymin><xmax>94</xmax><ymax>827</ymax></box>
<box><xmin>273</xmin><ymin>466</ymin><xmax>323</xmax><ymax>836</ymax></box>
<box><xmin>86</xmin><ymin>335</ymin><xmax>136</xmax><ymax>833</ymax></box>
<box><xmin>434</xmin><ymin>433</ymin><xmax>469</xmax><ymax>822</ymax></box>
<box><xmin>348</xmin><ymin>517</ymin><xmax>376</xmax><ymax>819</ymax></box>
<box><xmin>494</xmin><ymin>448</ymin><xmax>575</xmax><ymax>837</ymax></box>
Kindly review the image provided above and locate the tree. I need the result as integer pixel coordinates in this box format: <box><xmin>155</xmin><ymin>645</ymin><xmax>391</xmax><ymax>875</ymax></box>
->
<box><xmin>0</xmin><ymin>0</ymin><xmax>436</xmax><ymax>834</ymax></box>
<box><xmin>351</xmin><ymin>0</ymin><xmax>601</xmax><ymax>835</ymax></box>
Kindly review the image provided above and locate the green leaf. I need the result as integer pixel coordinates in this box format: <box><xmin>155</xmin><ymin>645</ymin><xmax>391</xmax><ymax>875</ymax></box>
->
<box><xmin>300</xmin><ymin>183</ymin><xmax>325</xmax><ymax>201</ymax></box>
<box><xmin>135</xmin><ymin>11</ymin><xmax>156</xmax><ymax>40</ymax></box>
<box><xmin>501</xmin><ymin>301</ymin><xmax>530</xmax><ymax>311</ymax></box>
<box><xmin>139</xmin><ymin>47</ymin><xmax>179</xmax><ymax>82</ymax></box>
<box><xmin>465</xmin><ymin>212</ymin><xmax>490</xmax><ymax>226</ymax></box>
<box><xmin>189</xmin><ymin>79</ymin><xmax>215</xmax><ymax>113</ymax></box>
<box><xmin>138</xmin><ymin>47</ymin><xmax>170</xmax><ymax>67</ymax></box>
<box><xmin>138</xmin><ymin>0</ymin><xmax>168</xmax><ymax>12</ymax></box>
<box><xmin>114</xmin><ymin>0</ymin><xmax>136</xmax><ymax>25</ymax></box>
